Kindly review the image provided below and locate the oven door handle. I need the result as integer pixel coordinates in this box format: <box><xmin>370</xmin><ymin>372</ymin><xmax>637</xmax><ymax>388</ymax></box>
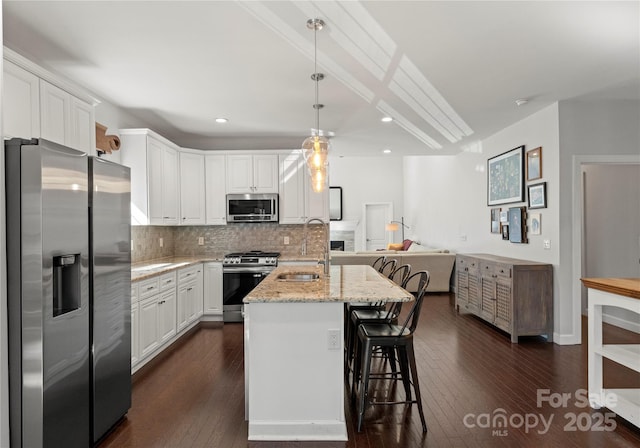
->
<box><xmin>223</xmin><ymin>266</ymin><xmax>274</xmax><ymax>274</ymax></box>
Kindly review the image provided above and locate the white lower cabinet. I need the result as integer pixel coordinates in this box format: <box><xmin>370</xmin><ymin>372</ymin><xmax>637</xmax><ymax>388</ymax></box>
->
<box><xmin>131</xmin><ymin>284</ymin><xmax>140</xmax><ymax>367</ymax></box>
<box><xmin>203</xmin><ymin>262</ymin><xmax>223</xmax><ymax>318</ymax></box>
<box><xmin>177</xmin><ymin>264</ymin><xmax>203</xmax><ymax>332</ymax></box>
<box><xmin>139</xmin><ymin>294</ymin><xmax>160</xmax><ymax>359</ymax></box>
<box><xmin>132</xmin><ymin>265</ymin><xmax>204</xmax><ymax>373</ymax></box>
<box><xmin>158</xmin><ymin>289</ymin><xmax>177</xmax><ymax>344</ymax></box>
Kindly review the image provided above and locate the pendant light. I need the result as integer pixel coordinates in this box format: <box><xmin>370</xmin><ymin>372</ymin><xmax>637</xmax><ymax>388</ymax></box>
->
<box><xmin>302</xmin><ymin>18</ymin><xmax>329</xmax><ymax>193</ymax></box>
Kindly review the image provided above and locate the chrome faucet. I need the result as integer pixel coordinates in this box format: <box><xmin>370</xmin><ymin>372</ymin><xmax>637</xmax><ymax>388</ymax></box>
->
<box><xmin>302</xmin><ymin>217</ymin><xmax>330</xmax><ymax>276</ymax></box>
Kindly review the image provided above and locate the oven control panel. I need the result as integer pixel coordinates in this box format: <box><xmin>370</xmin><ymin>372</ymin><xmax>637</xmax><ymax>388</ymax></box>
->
<box><xmin>223</xmin><ymin>251</ymin><xmax>280</xmax><ymax>267</ymax></box>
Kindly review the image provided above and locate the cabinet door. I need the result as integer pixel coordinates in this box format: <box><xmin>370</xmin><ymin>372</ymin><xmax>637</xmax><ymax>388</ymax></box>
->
<box><xmin>305</xmin><ymin>185</ymin><xmax>329</xmax><ymax>221</ymax></box>
<box><xmin>158</xmin><ymin>289</ymin><xmax>177</xmax><ymax>344</ymax></box>
<box><xmin>180</xmin><ymin>151</ymin><xmax>206</xmax><ymax>225</ymax></box>
<box><xmin>279</xmin><ymin>153</ymin><xmax>306</xmax><ymax>224</ymax></box>
<box><xmin>494</xmin><ymin>268</ymin><xmax>512</xmax><ymax>332</ymax></box>
<box><xmin>203</xmin><ymin>262</ymin><xmax>223</xmax><ymax>315</ymax></box>
<box><xmin>131</xmin><ymin>302</ymin><xmax>140</xmax><ymax>367</ymax></box>
<box><xmin>139</xmin><ymin>295</ymin><xmax>160</xmax><ymax>358</ymax></box>
<box><xmin>147</xmin><ymin>137</ymin><xmax>165</xmax><ymax>224</ymax></box>
<box><xmin>162</xmin><ymin>146</ymin><xmax>180</xmax><ymax>225</ymax></box>
<box><xmin>253</xmin><ymin>154</ymin><xmax>279</xmax><ymax>193</ymax></box>
<box><xmin>40</xmin><ymin>79</ymin><xmax>71</xmax><ymax>146</ymax></box>
<box><xmin>194</xmin><ymin>267</ymin><xmax>204</xmax><ymax>320</ymax></box>
<box><xmin>3</xmin><ymin>60</ymin><xmax>40</xmax><ymax>139</ymax></box>
<box><xmin>226</xmin><ymin>155</ymin><xmax>253</xmax><ymax>193</ymax></box>
<box><xmin>480</xmin><ymin>263</ymin><xmax>497</xmax><ymax>323</ymax></box>
<box><xmin>70</xmin><ymin>96</ymin><xmax>95</xmax><ymax>154</ymax></box>
<box><xmin>205</xmin><ymin>155</ymin><xmax>227</xmax><ymax>225</ymax></box>
<box><xmin>177</xmin><ymin>284</ymin><xmax>190</xmax><ymax>332</ymax></box>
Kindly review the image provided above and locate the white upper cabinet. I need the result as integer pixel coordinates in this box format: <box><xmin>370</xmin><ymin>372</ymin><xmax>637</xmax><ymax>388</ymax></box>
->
<box><xmin>120</xmin><ymin>129</ymin><xmax>180</xmax><ymax>225</ymax></box>
<box><xmin>205</xmin><ymin>154</ymin><xmax>227</xmax><ymax>225</ymax></box>
<box><xmin>3</xmin><ymin>50</ymin><xmax>97</xmax><ymax>154</ymax></box>
<box><xmin>179</xmin><ymin>151</ymin><xmax>206</xmax><ymax>225</ymax></box>
<box><xmin>226</xmin><ymin>154</ymin><xmax>278</xmax><ymax>193</ymax></box>
<box><xmin>70</xmin><ymin>97</ymin><xmax>95</xmax><ymax>153</ymax></box>
<box><xmin>40</xmin><ymin>79</ymin><xmax>95</xmax><ymax>154</ymax></box>
<box><xmin>3</xmin><ymin>60</ymin><xmax>40</xmax><ymax>139</ymax></box>
<box><xmin>40</xmin><ymin>79</ymin><xmax>71</xmax><ymax>146</ymax></box>
<box><xmin>279</xmin><ymin>152</ymin><xmax>306</xmax><ymax>224</ymax></box>
<box><xmin>279</xmin><ymin>150</ymin><xmax>329</xmax><ymax>223</ymax></box>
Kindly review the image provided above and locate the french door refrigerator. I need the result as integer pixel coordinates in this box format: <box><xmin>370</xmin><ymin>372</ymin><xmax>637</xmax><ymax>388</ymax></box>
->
<box><xmin>5</xmin><ymin>138</ymin><xmax>131</xmax><ymax>447</ymax></box>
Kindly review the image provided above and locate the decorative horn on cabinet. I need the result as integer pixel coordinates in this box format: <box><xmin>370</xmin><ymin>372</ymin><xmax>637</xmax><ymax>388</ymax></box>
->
<box><xmin>95</xmin><ymin>122</ymin><xmax>121</xmax><ymax>154</ymax></box>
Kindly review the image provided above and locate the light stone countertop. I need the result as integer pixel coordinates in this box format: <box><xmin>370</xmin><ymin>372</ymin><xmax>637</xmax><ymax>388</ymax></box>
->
<box><xmin>243</xmin><ymin>264</ymin><xmax>413</xmax><ymax>304</ymax></box>
<box><xmin>131</xmin><ymin>256</ymin><xmax>222</xmax><ymax>282</ymax></box>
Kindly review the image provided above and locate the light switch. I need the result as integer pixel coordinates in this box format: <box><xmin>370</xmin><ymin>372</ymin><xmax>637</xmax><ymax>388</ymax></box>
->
<box><xmin>198</xmin><ymin>237</ymin><xmax>204</xmax><ymax>246</ymax></box>
<box><xmin>159</xmin><ymin>237</ymin><xmax>164</xmax><ymax>248</ymax></box>
<box><xmin>543</xmin><ymin>239</ymin><xmax>551</xmax><ymax>250</ymax></box>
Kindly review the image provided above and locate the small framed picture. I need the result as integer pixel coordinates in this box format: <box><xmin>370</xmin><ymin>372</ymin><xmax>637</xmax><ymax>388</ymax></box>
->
<box><xmin>529</xmin><ymin>213</ymin><xmax>541</xmax><ymax>235</ymax></box>
<box><xmin>499</xmin><ymin>209</ymin><xmax>509</xmax><ymax>223</ymax></box>
<box><xmin>501</xmin><ymin>224</ymin><xmax>509</xmax><ymax>240</ymax></box>
<box><xmin>491</xmin><ymin>208</ymin><xmax>500</xmax><ymax>233</ymax></box>
<box><xmin>528</xmin><ymin>182</ymin><xmax>547</xmax><ymax>209</ymax></box>
<box><xmin>508</xmin><ymin>206</ymin><xmax>527</xmax><ymax>244</ymax></box>
<box><xmin>526</xmin><ymin>147</ymin><xmax>542</xmax><ymax>181</ymax></box>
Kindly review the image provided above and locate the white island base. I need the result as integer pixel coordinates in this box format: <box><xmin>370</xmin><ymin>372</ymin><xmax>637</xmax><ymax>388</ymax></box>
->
<box><xmin>244</xmin><ymin>301</ymin><xmax>347</xmax><ymax>441</ymax></box>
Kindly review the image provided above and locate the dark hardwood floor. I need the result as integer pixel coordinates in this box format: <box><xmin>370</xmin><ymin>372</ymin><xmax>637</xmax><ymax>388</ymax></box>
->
<box><xmin>99</xmin><ymin>293</ymin><xmax>640</xmax><ymax>448</ymax></box>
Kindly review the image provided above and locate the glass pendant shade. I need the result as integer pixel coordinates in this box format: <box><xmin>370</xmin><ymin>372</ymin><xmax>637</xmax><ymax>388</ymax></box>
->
<box><xmin>302</xmin><ymin>134</ymin><xmax>329</xmax><ymax>192</ymax></box>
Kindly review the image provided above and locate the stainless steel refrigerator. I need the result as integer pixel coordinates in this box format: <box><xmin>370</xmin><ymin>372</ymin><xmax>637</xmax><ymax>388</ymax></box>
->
<box><xmin>5</xmin><ymin>138</ymin><xmax>131</xmax><ymax>447</ymax></box>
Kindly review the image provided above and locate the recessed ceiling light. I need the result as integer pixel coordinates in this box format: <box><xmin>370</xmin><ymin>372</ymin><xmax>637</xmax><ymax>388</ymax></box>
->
<box><xmin>215</xmin><ymin>117</ymin><xmax>228</xmax><ymax>123</ymax></box>
<box><xmin>381</xmin><ymin>116</ymin><xmax>393</xmax><ymax>123</ymax></box>
<box><xmin>383</xmin><ymin>149</ymin><xmax>392</xmax><ymax>154</ymax></box>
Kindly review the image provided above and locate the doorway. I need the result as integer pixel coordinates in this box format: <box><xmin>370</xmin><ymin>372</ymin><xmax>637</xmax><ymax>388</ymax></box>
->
<box><xmin>362</xmin><ymin>203</ymin><xmax>392</xmax><ymax>251</ymax></box>
<box><xmin>582</xmin><ymin>163</ymin><xmax>640</xmax><ymax>329</ymax></box>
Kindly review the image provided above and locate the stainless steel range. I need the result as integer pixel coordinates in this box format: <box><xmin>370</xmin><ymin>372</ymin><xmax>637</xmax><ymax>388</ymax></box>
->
<box><xmin>222</xmin><ymin>250</ymin><xmax>280</xmax><ymax>322</ymax></box>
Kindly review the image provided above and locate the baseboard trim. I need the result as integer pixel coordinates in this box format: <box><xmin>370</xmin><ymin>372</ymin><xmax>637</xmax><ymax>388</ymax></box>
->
<box><xmin>248</xmin><ymin>420</ymin><xmax>348</xmax><ymax>441</ymax></box>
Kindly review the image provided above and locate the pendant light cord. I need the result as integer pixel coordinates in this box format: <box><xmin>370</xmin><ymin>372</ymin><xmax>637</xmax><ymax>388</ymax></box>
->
<box><xmin>314</xmin><ymin>23</ymin><xmax>320</xmax><ymax>134</ymax></box>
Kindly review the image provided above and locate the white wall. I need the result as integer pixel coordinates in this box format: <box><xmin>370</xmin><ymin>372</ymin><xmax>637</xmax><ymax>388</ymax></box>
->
<box><xmin>404</xmin><ymin>103</ymin><xmax>561</xmax><ymax>333</ymax></box>
<box><xmin>583</xmin><ymin>164</ymin><xmax>640</xmax><ymax>331</ymax></box>
<box><xmin>558</xmin><ymin>98</ymin><xmax>640</xmax><ymax>342</ymax></box>
<box><xmin>94</xmin><ymin>100</ymin><xmax>145</xmax><ymax>164</ymax></box>
<box><xmin>329</xmin><ymin>156</ymin><xmax>404</xmax><ymax>250</ymax></box>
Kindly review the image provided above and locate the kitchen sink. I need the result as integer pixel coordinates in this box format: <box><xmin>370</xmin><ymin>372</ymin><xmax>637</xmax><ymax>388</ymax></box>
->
<box><xmin>276</xmin><ymin>272</ymin><xmax>320</xmax><ymax>282</ymax></box>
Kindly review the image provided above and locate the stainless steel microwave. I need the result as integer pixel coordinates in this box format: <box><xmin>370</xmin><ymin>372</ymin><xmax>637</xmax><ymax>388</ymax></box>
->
<box><xmin>226</xmin><ymin>193</ymin><xmax>279</xmax><ymax>223</ymax></box>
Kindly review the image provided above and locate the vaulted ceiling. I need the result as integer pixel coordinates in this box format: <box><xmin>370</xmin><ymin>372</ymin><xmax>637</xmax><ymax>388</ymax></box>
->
<box><xmin>3</xmin><ymin>1</ymin><xmax>639</xmax><ymax>156</ymax></box>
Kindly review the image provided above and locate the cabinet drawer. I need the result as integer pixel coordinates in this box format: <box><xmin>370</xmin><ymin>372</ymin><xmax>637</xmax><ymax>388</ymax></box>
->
<box><xmin>495</xmin><ymin>265</ymin><xmax>511</xmax><ymax>279</ymax></box>
<box><xmin>457</xmin><ymin>256</ymin><xmax>478</xmax><ymax>273</ymax></box>
<box><xmin>138</xmin><ymin>277</ymin><xmax>160</xmax><ymax>299</ymax></box>
<box><xmin>160</xmin><ymin>271</ymin><xmax>177</xmax><ymax>291</ymax></box>
<box><xmin>178</xmin><ymin>265</ymin><xmax>200</xmax><ymax>283</ymax></box>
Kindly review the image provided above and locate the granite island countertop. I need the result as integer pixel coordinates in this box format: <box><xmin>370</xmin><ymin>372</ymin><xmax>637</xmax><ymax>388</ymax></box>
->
<box><xmin>243</xmin><ymin>264</ymin><xmax>413</xmax><ymax>304</ymax></box>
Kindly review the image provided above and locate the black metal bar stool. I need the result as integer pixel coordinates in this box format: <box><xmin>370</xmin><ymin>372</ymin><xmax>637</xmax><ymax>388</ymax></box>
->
<box><xmin>345</xmin><ymin>264</ymin><xmax>411</xmax><ymax>388</ymax></box>
<box><xmin>354</xmin><ymin>270</ymin><xmax>430</xmax><ymax>433</ymax></box>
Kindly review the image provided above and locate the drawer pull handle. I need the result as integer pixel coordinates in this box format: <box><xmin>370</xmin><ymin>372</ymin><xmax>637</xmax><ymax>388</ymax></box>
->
<box><xmin>146</xmin><ymin>286</ymin><xmax>154</xmax><ymax>290</ymax></box>
<box><xmin>187</xmin><ymin>287</ymin><xmax>193</xmax><ymax>292</ymax></box>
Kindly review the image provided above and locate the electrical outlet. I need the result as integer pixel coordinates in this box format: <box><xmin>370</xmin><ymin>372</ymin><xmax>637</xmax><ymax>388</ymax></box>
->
<box><xmin>284</xmin><ymin>236</ymin><xmax>290</xmax><ymax>245</ymax></box>
<box><xmin>198</xmin><ymin>237</ymin><xmax>204</xmax><ymax>246</ymax></box>
<box><xmin>460</xmin><ymin>234</ymin><xmax>467</xmax><ymax>242</ymax></box>
<box><xmin>159</xmin><ymin>237</ymin><xmax>164</xmax><ymax>248</ymax></box>
<box><xmin>327</xmin><ymin>329</ymin><xmax>341</xmax><ymax>350</ymax></box>
<box><xmin>543</xmin><ymin>239</ymin><xmax>551</xmax><ymax>250</ymax></box>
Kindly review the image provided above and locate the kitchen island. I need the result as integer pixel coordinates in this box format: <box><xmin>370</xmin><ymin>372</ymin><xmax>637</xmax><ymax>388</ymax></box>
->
<box><xmin>243</xmin><ymin>264</ymin><xmax>413</xmax><ymax>441</ymax></box>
